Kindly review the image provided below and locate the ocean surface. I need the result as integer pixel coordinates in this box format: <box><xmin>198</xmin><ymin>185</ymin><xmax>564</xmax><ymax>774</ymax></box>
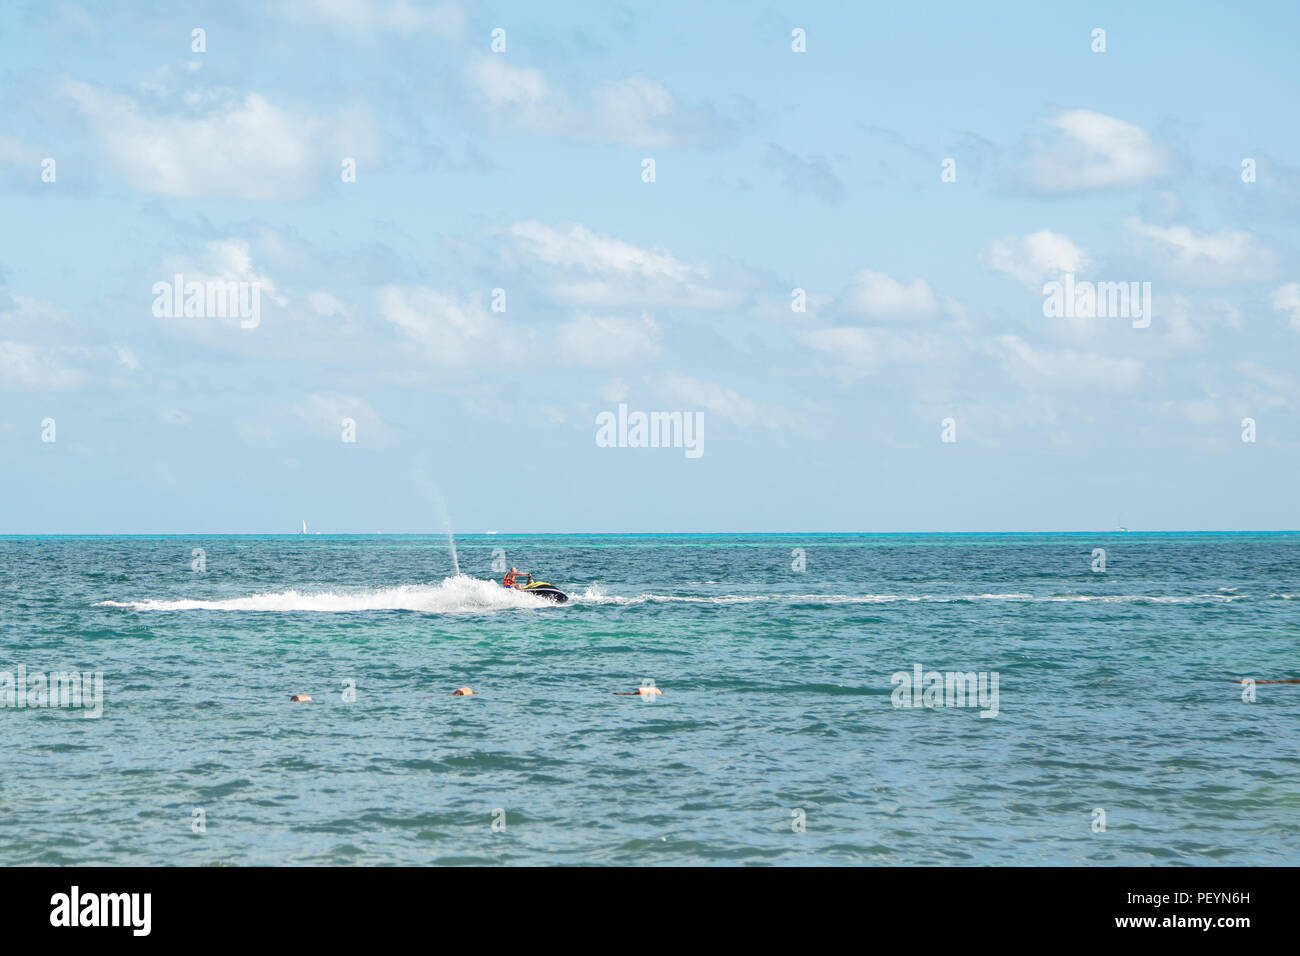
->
<box><xmin>2</xmin><ymin>532</ymin><xmax>1298</xmax><ymax>866</ymax></box>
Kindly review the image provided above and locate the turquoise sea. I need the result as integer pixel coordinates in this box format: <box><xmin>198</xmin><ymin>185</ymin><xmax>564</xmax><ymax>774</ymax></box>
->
<box><xmin>2</xmin><ymin>532</ymin><xmax>1298</xmax><ymax>865</ymax></box>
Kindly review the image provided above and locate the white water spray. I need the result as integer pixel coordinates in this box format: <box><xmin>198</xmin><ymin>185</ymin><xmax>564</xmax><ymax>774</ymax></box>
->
<box><xmin>97</xmin><ymin>577</ymin><xmax>556</xmax><ymax>613</ymax></box>
<box><xmin>410</xmin><ymin>465</ymin><xmax>460</xmax><ymax>576</ymax></box>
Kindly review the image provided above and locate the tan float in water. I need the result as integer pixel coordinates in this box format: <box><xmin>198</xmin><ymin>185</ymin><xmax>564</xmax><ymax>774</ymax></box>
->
<box><xmin>289</xmin><ymin>694</ymin><xmax>312</xmax><ymax>702</ymax></box>
<box><xmin>614</xmin><ymin>687</ymin><xmax>663</xmax><ymax>697</ymax></box>
<box><xmin>452</xmin><ymin>686</ymin><xmax>477</xmax><ymax>696</ymax></box>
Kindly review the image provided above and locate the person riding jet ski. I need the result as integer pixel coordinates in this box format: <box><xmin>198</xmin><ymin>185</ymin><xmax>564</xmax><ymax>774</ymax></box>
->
<box><xmin>501</xmin><ymin>566</ymin><xmax>568</xmax><ymax>603</ymax></box>
<box><xmin>502</xmin><ymin>567</ymin><xmax>532</xmax><ymax>589</ymax></box>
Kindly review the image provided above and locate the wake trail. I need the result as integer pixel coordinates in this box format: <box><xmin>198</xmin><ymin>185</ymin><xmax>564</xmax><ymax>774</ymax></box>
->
<box><xmin>97</xmin><ymin>581</ymin><xmax>1285</xmax><ymax>613</ymax></box>
<box><xmin>97</xmin><ymin>575</ymin><xmax>560</xmax><ymax>614</ymax></box>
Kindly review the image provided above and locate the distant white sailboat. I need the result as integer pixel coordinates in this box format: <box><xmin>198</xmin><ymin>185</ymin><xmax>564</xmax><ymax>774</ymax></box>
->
<box><xmin>1116</xmin><ymin>517</ymin><xmax>1129</xmax><ymax>532</ymax></box>
<box><xmin>301</xmin><ymin>519</ymin><xmax>308</xmax><ymax>534</ymax></box>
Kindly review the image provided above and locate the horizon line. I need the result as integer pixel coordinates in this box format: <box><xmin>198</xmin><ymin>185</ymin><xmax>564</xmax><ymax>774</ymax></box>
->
<box><xmin>3</xmin><ymin>529</ymin><xmax>1299</xmax><ymax>537</ymax></box>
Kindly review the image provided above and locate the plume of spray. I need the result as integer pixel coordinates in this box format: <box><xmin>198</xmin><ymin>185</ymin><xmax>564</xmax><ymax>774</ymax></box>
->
<box><xmin>446</xmin><ymin>526</ymin><xmax>460</xmax><ymax>577</ymax></box>
<box><xmin>410</xmin><ymin>464</ymin><xmax>459</xmax><ymax>576</ymax></box>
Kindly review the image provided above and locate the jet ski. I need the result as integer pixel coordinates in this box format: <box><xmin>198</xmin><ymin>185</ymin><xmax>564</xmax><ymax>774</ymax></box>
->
<box><xmin>517</xmin><ymin>580</ymin><xmax>569</xmax><ymax>604</ymax></box>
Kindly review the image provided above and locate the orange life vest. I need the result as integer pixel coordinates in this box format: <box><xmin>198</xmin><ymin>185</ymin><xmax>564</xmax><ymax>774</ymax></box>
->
<box><xmin>503</xmin><ymin>571</ymin><xmax>516</xmax><ymax>587</ymax></box>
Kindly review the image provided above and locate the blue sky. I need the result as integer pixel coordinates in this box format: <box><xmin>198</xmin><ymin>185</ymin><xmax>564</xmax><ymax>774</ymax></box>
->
<box><xmin>2</xmin><ymin>0</ymin><xmax>1298</xmax><ymax>532</ymax></box>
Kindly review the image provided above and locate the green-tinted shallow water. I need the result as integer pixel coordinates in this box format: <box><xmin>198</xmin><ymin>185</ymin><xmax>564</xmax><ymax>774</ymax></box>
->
<box><xmin>1</xmin><ymin>533</ymin><xmax>1298</xmax><ymax>865</ymax></box>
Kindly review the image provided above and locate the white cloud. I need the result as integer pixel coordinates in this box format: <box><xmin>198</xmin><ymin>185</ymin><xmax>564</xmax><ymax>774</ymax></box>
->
<box><xmin>993</xmin><ymin>334</ymin><xmax>1142</xmax><ymax>393</ymax></box>
<box><xmin>376</xmin><ymin>286</ymin><xmax>529</xmax><ymax>366</ymax></box>
<box><xmin>558</xmin><ymin>314</ymin><xmax>660</xmax><ymax>367</ymax></box>
<box><xmin>545</xmin><ymin>278</ymin><xmax>736</xmax><ymax>310</ymax></box>
<box><xmin>1236</xmin><ymin>360</ymin><xmax>1296</xmax><ymax>396</ymax></box>
<box><xmin>291</xmin><ymin>391</ymin><xmax>387</xmax><ymax>442</ymax></box>
<box><xmin>298</xmin><ymin>0</ymin><xmax>466</xmax><ymax>37</ymax></box>
<box><xmin>62</xmin><ymin>78</ymin><xmax>377</xmax><ymax>199</ymax></box>
<box><xmin>751</xmin><ymin>290</ymin><xmax>831</xmax><ymax>322</ymax></box>
<box><xmin>599</xmin><ymin>378</ymin><xmax>630</xmax><ymax>403</ymax></box>
<box><xmin>509</xmin><ymin>221</ymin><xmax>699</xmax><ymax>282</ymax></box>
<box><xmin>589</xmin><ymin>76</ymin><xmax>723</xmax><ymax>148</ymax></box>
<box><xmin>308</xmin><ymin>292</ymin><xmax>350</xmax><ymax>319</ymax></box>
<box><xmin>1146</xmin><ymin>397</ymin><xmax>1223</xmax><ymax>425</ymax></box>
<box><xmin>764</xmin><ymin>143</ymin><xmax>845</xmax><ymax>204</ymax></box>
<box><xmin>1271</xmin><ymin>282</ymin><xmax>1300</xmax><ymax>330</ymax></box>
<box><xmin>155</xmin><ymin>239</ymin><xmax>287</xmax><ymax>336</ymax></box>
<box><xmin>468</xmin><ymin>56</ymin><xmax>555</xmax><ymax>114</ymax></box>
<box><xmin>468</xmin><ymin>61</ymin><xmax>725</xmax><ymax>147</ymax></box>
<box><xmin>843</xmin><ymin>269</ymin><xmax>937</xmax><ymax>320</ymax></box>
<box><xmin>0</xmin><ymin>341</ymin><xmax>84</xmax><ymax>389</ymax></box>
<box><xmin>1146</xmin><ymin>365</ymin><xmax>1292</xmax><ymax>426</ymax></box>
<box><xmin>979</xmin><ymin>229</ymin><xmax>1092</xmax><ymax>288</ymax></box>
<box><xmin>0</xmin><ymin>294</ymin><xmax>69</xmax><ymax>336</ymax></box>
<box><xmin>191</xmin><ymin>240</ymin><xmax>285</xmax><ymax>299</ymax></box>
<box><xmin>1124</xmin><ymin>217</ymin><xmax>1279</xmax><ymax>284</ymax></box>
<box><xmin>1161</xmin><ymin>295</ymin><xmax>1244</xmax><ymax>347</ymax></box>
<box><xmin>0</xmin><ymin>135</ymin><xmax>40</xmax><ymax>169</ymax></box>
<box><xmin>114</xmin><ymin>344</ymin><xmax>140</xmax><ymax>370</ymax></box>
<box><xmin>0</xmin><ymin>294</ymin><xmax>86</xmax><ymax>388</ymax></box>
<box><xmin>592</xmin><ymin>76</ymin><xmax>679</xmax><ymax>147</ymax></box>
<box><xmin>655</xmin><ymin>373</ymin><xmax>773</xmax><ymax>429</ymax></box>
<box><xmin>466</xmin><ymin>56</ymin><xmax>571</xmax><ymax>138</ymax></box>
<box><xmin>799</xmin><ymin>326</ymin><xmax>949</xmax><ymax>370</ymax></box>
<box><xmin>1025</xmin><ymin>109</ymin><xmax>1170</xmax><ymax>192</ymax></box>
<box><xmin>506</xmin><ymin>221</ymin><xmax>739</xmax><ymax>310</ymax></box>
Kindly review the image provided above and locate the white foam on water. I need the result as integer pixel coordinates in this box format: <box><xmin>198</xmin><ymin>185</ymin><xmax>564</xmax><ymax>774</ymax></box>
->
<box><xmin>97</xmin><ymin>575</ymin><xmax>560</xmax><ymax>614</ymax></box>
<box><xmin>99</xmin><ymin>579</ymin><xmax>1276</xmax><ymax>613</ymax></box>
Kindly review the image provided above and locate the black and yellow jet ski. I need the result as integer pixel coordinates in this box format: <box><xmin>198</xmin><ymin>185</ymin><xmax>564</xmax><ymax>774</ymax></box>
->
<box><xmin>518</xmin><ymin>580</ymin><xmax>569</xmax><ymax>603</ymax></box>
